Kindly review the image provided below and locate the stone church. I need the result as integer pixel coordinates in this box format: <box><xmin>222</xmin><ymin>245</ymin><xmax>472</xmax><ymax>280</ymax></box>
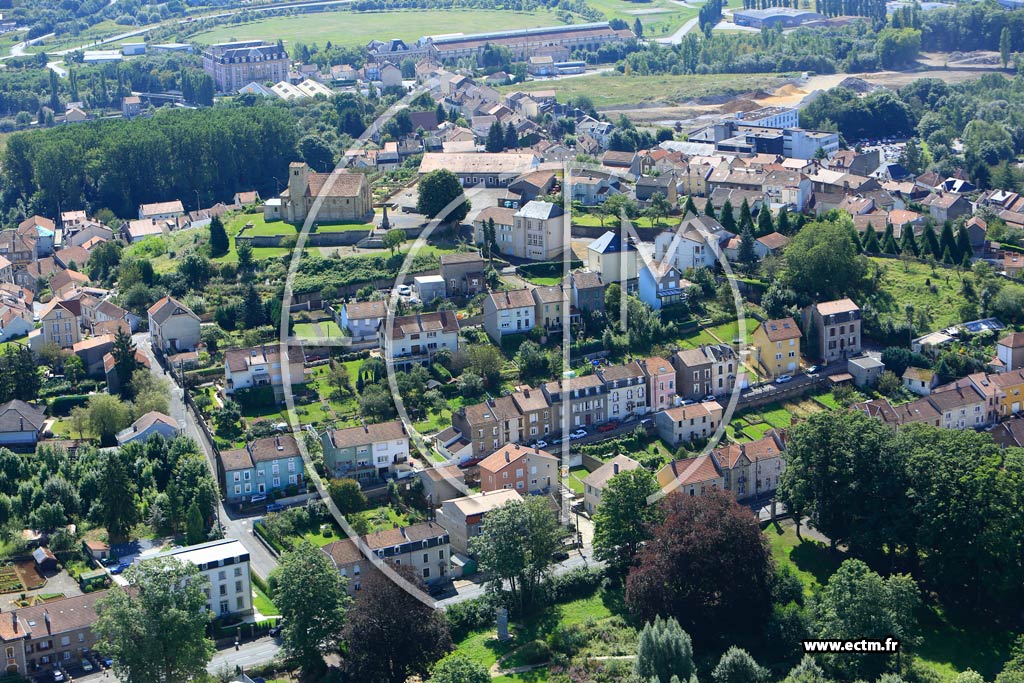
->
<box><xmin>265</xmin><ymin>162</ymin><xmax>373</xmax><ymax>224</ymax></box>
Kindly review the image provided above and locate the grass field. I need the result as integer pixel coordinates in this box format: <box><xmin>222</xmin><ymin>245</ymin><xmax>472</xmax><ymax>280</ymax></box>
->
<box><xmin>253</xmin><ymin>585</ymin><xmax>280</xmax><ymax>616</ymax></box>
<box><xmin>191</xmin><ymin>8</ymin><xmax>568</xmax><ymax>49</ymax></box>
<box><xmin>502</xmin><ymin>71</ymin><xmax>793</xmax><ymax>109</ymax></box>
<box><xmin>869</xmin><ymin>258</ymin><xmax>976</xmax><ymax>330</ymax></box>
<box><xmin>22</xmin><ymin>20</ymin><xmax>126</xmax><ymax>54</ymax></box>
<box><xmin>586</xmin><ymin>0</ymin><xmax>701</xmax><ymax>34</ymax></box>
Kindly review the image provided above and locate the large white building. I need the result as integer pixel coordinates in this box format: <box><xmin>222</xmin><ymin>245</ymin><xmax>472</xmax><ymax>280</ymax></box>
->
<box><xmin>144</xmin><ymin>539</ymin><xmax>253</xmax><ymax>616</ymax></box>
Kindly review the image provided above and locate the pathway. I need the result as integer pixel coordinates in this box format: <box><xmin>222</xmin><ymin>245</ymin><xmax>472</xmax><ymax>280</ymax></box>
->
<box><xmin>655</xmin><ymin>15</ymin><xmax>700</xmax><ymax>44</ymax></box>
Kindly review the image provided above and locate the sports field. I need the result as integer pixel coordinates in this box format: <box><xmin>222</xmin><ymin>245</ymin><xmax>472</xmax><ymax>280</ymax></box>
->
<box><xmin>191</xmin><ymin>8</ymin><xmax>569</xmax><ymax>48</ymax></box>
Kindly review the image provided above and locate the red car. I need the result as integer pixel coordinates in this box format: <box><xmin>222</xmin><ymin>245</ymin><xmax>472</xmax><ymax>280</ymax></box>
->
<box><xmin>597</xmin><ymin>422</ymin><xmax>619</xmax><ymax>433</ymax></box>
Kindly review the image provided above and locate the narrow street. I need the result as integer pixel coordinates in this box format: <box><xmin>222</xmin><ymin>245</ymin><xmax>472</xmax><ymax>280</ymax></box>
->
<box><xmin>133</xmin><ymin>333</ymin><xmax>281</xmax><ymax>580</ymax></box>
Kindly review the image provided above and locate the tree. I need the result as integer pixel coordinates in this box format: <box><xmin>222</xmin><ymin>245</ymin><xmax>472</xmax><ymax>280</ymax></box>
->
<box><xmin>274</xmin><ymin>542</ymin><xmax>351</xmax><ymax>672</ymax></box>
<box><xmin>713</xmin><ymin>647</ymin><xmax>768</xmax><ymax>683</ymax></box>
<box><xmin>428</xmin><ymin>654</ymin><xmax>490</xmax><ymax>683</ymax></box>
<box><xmin>899</xmin><ymin>224</ymin><xmax>919</xmax><ymax>256</ymax></box>
<box><xmin>811</xmin><ymin>559</ymin><xmax>919</xmax><ymax>680</ymax></box>
<box><xmin>738</xmin><ymin>198</ymin><xmax>754</xmax><ymax>232</ymax></box>
<box><xmin>467</xmin><ymin>344</ymin><xmax>504</xmax><ymax>389</ymax></box>
<box><xmin>683</xmin><ymin>195</ymin><xmax>698</xmax><ymax>217</ymax></box>
<box><xmin>777</xmin><ymin>207</ymin><xmax>791</xmax><ymax>235</ymax></box>
<box><xmin>634</xmin><ymin>17</ymin><xmax>644</xmax><ymax>37</ymax></box>
<box><xmin>862</xmin><ymin>225</ymin><xmax>881</xmax><ymax>254</ymax></box>
<box><xmin>87</xmin><ymin>393</ymin><xmax>132</xmax><ymax>446</ymax></box>
<box><xmin>939</xmin><ymin>220</ymin><xmax>958</xmax><ymax>262</ymax></box>
<box><xmin>342</xmin><ymin>566</ymin><xmax>453</xmax><ymax>683</ymax></box>
<box><xmin>956</xmin><ymin>225</ymin><xmax>973</xmax><ymax>263</ymax></box>
<box><xmin>738</xmin><ymin>227</ymin><xmax>758</xmax><ymax>268</ymax></box>
<box><xmin>298</xmin><ymin>134</ymin><xmax>334</xmax><ymax>172</ymax></box>
<box><xmin>505</xmin><ymin>122</ymin><xmax>519</xmax><ymax>150</ymax></box>
<box><xmin>470</xmin><ymin>496</ymin><xmax>563</xmax><ymax>612</ymax></box>
<box><xmin>633</xmin><ymin>616</ymin><xmax>696</xmax><ymax>683</ymax></box>
<box><xmin>70</xmin><ymin>406</ymin><xmax>89</xmax><ymax>440</ymax></box>
<box><xmin>185</xmin><ymin>501</ymin><xmax>205</xmax><ymax>545</ymax></box>
<box><xmin>95</xmin><ymin>557</ymin><xmax>214</xmax><ymax>683</ymax></box>
<box><xmin>720</xmin><ymin>199</ymin><xmax>736</xmax><ymax>230</ymax></box>
<box><xmin>236</xmin><ymin>240</ymin><xmax>255</xmax><ymax>274</ymax></box>
<box><xmin>783</xmin><ymin>656</ymin><xmax>832</xmax><ymax>683</ymax></box>
<box><xmin>784</xmin><ymin>219</ymin><xmax>866</xmax><ymax>302</ymax></box>
<box><xmin>63</xmin><ymin>353</ymin><xmax>84</xmax><ymax>389</ymax></box>
<box><xmin>486</xmin><ymin>121</ymin><xmax>505</xmax><ymax>153</ymax></box>
<box><xmin>593</xmin><ymin>468</ymin><xmax>661</xmax><ymax>572</ymax></box>
<box><xmin>516</xmin><ymin>340</ymin><xmax>550</xmax><ymax>380</ymax></box>
<box><xmin>96</xmin><ymin>448</ymin><xmax>139</xmax><ymax>542</ymax></box>
<box><xmin>417</xmin><ymin>169</ymin><xmax>470</xmax><ymax>224</ymax></box>
<box><xmin>208</xmin><ymin>215</ymin><xmax>229</xmax><ymax>257</ymax></box>
<box><xmin>383</xmin><ymin>228</ymin><xmax>406</xmax><ymax>255</ymax></box>
<box><xmin>435</xmin><ymin>103</ymin><xmax>447</xmax><ymax>124</ymax></box>
<box><xmin>704</xmin><ymin>198</ymin><xmax>716</xmax><ymax>218</ymax></box>
<box><xmin>111</xmin><ymin>328</ymin><xmax>139</xmax><ymax>399</ymax></box>
<box><xmin>241</xmin><ymin>283</ymin><xmax>265</xmax><ymax>329</ymax></box>
<box><xmin>756</xmin><ymin>207</ymin><xmax>774</xmax><ymax>237</ymax></box>
<box><xmin>177</xmin><ymin>252</ymin><xmax>213</xmax><ymax>291</ymax></box>
<box><xmin>1002</xmin><ymin>26</ymin><xmax>1012</xmax><ymax>68</ymax></box>
<box><xmin>625</xmin><ymin>490</ymin><xmax>774</xmax><ymax>643</ymax></box>
<box><xmin>647</xmin><ymin>192</ymin><xmax>672</xmax><ymax>227</ymax></box>
<box><xmin>328</xmin><ymin>478</ymin><xmax>366</xmax><ymax>514</ymax></box>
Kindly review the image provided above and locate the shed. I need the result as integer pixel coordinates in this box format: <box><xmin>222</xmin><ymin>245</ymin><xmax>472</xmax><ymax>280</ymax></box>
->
<box><xmin>32</xmin><ymin>546</ymin><xmax>57</xmax><ymax>570</ymax></box>
<box><xmin>847</xmin><ymin>354</ymin><xmax>885</xmax><ymax>388</ymax></box>
<box><xmin>414</xmin><ymin>275</ymin><xmax>446</xmax><ymax>303</ymax></box>
<box><xmin>78</xmin><ymin>568</ymin><xmax>110</xmax><ymax>592</ymax></box>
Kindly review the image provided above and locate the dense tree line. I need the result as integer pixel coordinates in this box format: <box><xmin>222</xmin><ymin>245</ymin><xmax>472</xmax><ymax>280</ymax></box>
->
<box><xmin>1</xmin><ymin>103</ymin><xmax>297</xmax><ymax>218</ymax></box>
<box><xmin>779</xmin><ymin>411</ymin><xmax>1024</xmax><ymax>617</ymax></box>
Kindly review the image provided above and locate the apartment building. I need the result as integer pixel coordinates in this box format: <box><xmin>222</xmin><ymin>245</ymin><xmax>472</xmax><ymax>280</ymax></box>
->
<box><xmin>598</xmin><ymin>361</ymin><xmax>648</xmax><ymax>420</ymax></box>
<box><xmin>202</xmin><ymin>40</ymin><xmax>290</xmax><ymax>93</ymax></box>
<box><xmin>144</xmin><ymin>539</ymin><xmax>253</xmax><ymax>617</ymax></box>
<box><xmin>656</xmin><ymin>453</ymin><xmax>725</xmax><ymax>497</ymax></box>
<box><xmin>379</xmin><ymin>311</ymin><xmax>460</xmax><ymax>371</ymax></box>
<box><xmin>751</xmin><ymin>317</ymin><xmax>801</xmax><ymax>379</ymax></box>
<box><xmin>713</xmin><ymin>430</ymin><xmax>786</xmax><ymax>500</ymax></box>
<box><xmin>478</xmin><ymin>443</ymin><xmax>558</xmax><ymax>494</ymax></box>
<box><xmin>223</xmin><ymin>345</ymin><xmax>305</xmax><ymax>398</ymax></box>
<box><xmin>483</xmin><ymin>289</ymin><xmax>535</xmax><ymax>341</ymax></box>
<box><xmin>672</xmin><ymin>344</ymin><xmax>739</xmax><ymax>400</ymax></box>
<box><xmin>639</xmin><ymin>356</ymin><xmax>676</xmax><ymax>413</ymax></box>
<box><xmin>36</xmin><ymin>299</ymin><xmax>82</xmax><ymax>349</ymax></box>
<box><xmin>542</xmin><ymin>375</ymin><xmax>606</xmax><ymax>429</ymax></box>
<box><xmin>451</xmin><ymin>386</ymin><xmax>553</xmax><ymax>458</ymax></box>
<box><xmin>654</xmin><ymin>401</ymin><xmax>723</xmax><ymax>447</ymax></box>
<box><xmin>321</xmin><ymin>522</ymin><xmax>452</xmax><ymax>594</ymax></box>
<box><xmin>219</xmin><ymin>434</ymin><xmax>304</xmax><ymax>503</ymax></box>
<box><xmin>804</xmin><ymin>298</ymin><xmax>861</xmax><ymax>363</ymax></box>
<box><xmin>0</xmin><ymin>591</ymin><xmax>106</xmax><ymax>677</ymax></box>
<box><xmin>320</xmin><ymin>420</ymin><xmax>409</xmax><ymax>483</ymax></box>
<box><xmin>511</xmin><ymin>201</ymin><xmax>566</xmax><ymax>261</ymax></box>
<box><xmin>436</xmin><ymin>489</ymin><xmax>523</xmax><ymax>555</ymax></box>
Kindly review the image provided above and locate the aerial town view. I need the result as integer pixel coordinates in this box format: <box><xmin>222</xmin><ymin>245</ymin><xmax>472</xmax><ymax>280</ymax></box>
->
<box><xmin>0</xmin><ymin>0</ymin><xmax>1021</xmax><ymax>681</ymax></box>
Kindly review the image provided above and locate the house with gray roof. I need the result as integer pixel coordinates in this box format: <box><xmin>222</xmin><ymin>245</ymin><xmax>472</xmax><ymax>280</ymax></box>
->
<box><xmin>0</xmin><ymin>400</ymin><xmax>45</xmax><ymax>450</ymax></box>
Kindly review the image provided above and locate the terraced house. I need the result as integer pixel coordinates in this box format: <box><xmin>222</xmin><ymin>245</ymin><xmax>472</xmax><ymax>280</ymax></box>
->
<box><xmin>218</xmin><ymin>434</ymin><xmax>305</xmax><ymax>503</ymax></box>
<box><xmin>320</xmin><ymin>420</ymin><xmax>409</xmax><ymax>483</ymax></box>
<box><xmin>321</xmin><ymin>522</ymin><xmax>452</xmax><ymax>594</ymax></box>
<box><xmin>0</xmin><ymin>591</ymin><xmax>106</xmax><ymax>677</ymax></box>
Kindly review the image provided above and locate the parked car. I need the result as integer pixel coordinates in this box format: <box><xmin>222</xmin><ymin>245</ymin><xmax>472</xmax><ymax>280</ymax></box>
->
<box><xmin>569</xmin><ymin>429</ymin><xmax>588</xmax><ymax>440</ymax></box>
<box><xmin>109</xmin><ymin>561</ymin><xmax>131</xmax><ymax>575</ymax></box>
<box><xmin>266</xmin><ymin>502</ymin><xmax>284</xmax><ymax>513</ymax></box>
<box><xmin>597</xmin><ymin>421</ymin><xmax>619</xmax><ymax>433</ymax></box>
<box><xmin>396</xmin><ymin>284</ymin><xmax>412</xmax><ymax>296</ymax></box>
<box><xmin>701</xmin><ymin>395</ymin><xmax>717</xmax><ymax>403</ymax></box>
<box><xmin>680</xmin><ymin>399</ymin><xmax>695</xmax><ymax>406</ymax></box>
<box><xmin>533</xmin><ymin>439</ymin><xmax>548</xmax><ymax>449</ymax></box>
<box><xmin>250</xmin><ymin>493</ymin><xmax>267</xmax><ymax>504</ymax></box>
<box><xmin>457</xmin><ymin>457</ymin><xmax>483</xmax><ymax>469</ymax></box>
<box><xmin>52</xmin><ymin>668</ymin><xmax>65</xmax><ymax>682</ymax></box>
<box><xmin>81</xmin><ymin>659</ymin><xmax>94</xmax><ymax>673</ymax></box>
<box><xmin>271</xmin><ymin>422</ymin><xmax>288</xmax><ymax>432</ymax></box>
<box><xmin>775</xmin><ymin>375</ymin><xmax>794</xmax><ymax>384</ymax></box>
<box><xmin>550</xmin><ymin>550</ymin><xmax>570</xmax><ymax>562</ymax></box>
<box><xmin>806</xmin><ymin>364</ymin><xmax>823</xmax><ymax>374</ymax></box>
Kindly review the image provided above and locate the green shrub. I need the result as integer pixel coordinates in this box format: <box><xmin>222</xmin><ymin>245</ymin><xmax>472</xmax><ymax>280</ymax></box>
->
<box><xmin>49</xmin><ymin>395</ymin><xmax>90</xmax><ymax>416</ymax></box>
<box><xmin>516</xmin><ymin>640</ymin><xmax>550</xmax><ymax>665</ymax></box>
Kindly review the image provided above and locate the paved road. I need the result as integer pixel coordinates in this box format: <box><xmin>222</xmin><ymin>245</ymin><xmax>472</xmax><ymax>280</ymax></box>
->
<box><xmin>656</xmin><ymin>15</ymin><xmax>700</xmax><ymax>44</ymax></box>
<box><xmin>133</xmin><ymin>333</ymin><xmax>281</xmax><ymax>581</ymax></box>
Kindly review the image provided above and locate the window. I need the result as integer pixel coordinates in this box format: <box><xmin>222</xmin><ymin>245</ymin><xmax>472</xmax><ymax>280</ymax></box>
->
<box><xmin>237</xmin><ymin>597</ymin><xmax>246</xmax><ymax>610</ymax></box>
<box><xmin>60</xmin><ymin>636</ymin><xmax>70</xmax><ymax>647</ymax></box>
<box><xmin>422</xmin><ymin>568</ymin><xmax>430</xmax><ymax>578</ymax></box>
<box><xmin>235</xmin><ymin>580</ymin><xmax>243</xmax><ymax>593</ymax></box>
<box><xmin>77</xmin><ymin>633</ymin><xmax>84</xmax><ymax>643</ymax></box>
<box><xmin>438</xmin><ymin>549</ymin><xmax>445</xmax><ymax>559</ymax></box>
<box><xmin>218</xmin><ymin>570</ymin><xmax>226</xmax><ymax>581</ymax></box>
<box><xmin>423</xmin><ymin>553</ymin><xmax>429</xmax><ymax>563</ymax></box>
<box><xmin>219</xmin><ymin>584</ymin><xmax>227</xmax><ymax>596</ymax></box>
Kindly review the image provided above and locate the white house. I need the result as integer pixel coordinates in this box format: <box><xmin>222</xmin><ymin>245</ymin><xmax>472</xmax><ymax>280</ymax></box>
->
<box><xmin>379</xmin><ymin>311</ymin><xmax>460</xmax><ymax>371</ymax></box>
<box><xmin>138</xmin><ymin>200</ymin><xmax>185</xmax><ymax>221</ymax></box>
<box><xmin>224</xmin><ymin>345</ymin><xmax>305</xmax><ymax>397</ymax></box>
<box><xmin>148</xmin><ymin>296</ymin><xmax>201</xmax><ymax>354</ymax></box>
<box><xmin>339</xmin><ymin>300</ymin><xmax>387</xmax><ymax>342</ymax></box>
<box><xmin>637</xmin><ymin>261</ymin><xmax>690</xmax><ymax>310</ymax></box>
<box><xmin>597</xmin><ymin>361</ymin><xmax>649</xmax><ymax>420</ymax></box>
<box><xmin>483</xmin><ymin>289</ymin><xmax>535</xmax><ymax>341</ymax></box>
<box><xmin>142</xmin><ymin>539</ymin><xmax>252</xmax><ymax>616</ymax></box>
<box><xmin>320</xmin><ymin>420</ymin><xmax>410</xmax><ymax>481</ymax></box>
<box><xmin>582</xmin><ymin>454</ymin><xmax>641</xmax><ymax>514</ymax></box>
<box><xmin>116</xmin><ymin>411</ymin><xmax>181</xmax><ymax>445</ymax></box>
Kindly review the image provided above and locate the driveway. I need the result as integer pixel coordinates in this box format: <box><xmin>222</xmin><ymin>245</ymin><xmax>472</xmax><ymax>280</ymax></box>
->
<box><xmin>133</xmin><ymin>334</ymin><xmax>280</xmax><ymax>580</ymax></box>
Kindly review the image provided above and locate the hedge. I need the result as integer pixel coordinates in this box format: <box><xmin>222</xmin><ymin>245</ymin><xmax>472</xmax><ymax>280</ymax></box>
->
<box><xmin>49</xmin><ymin>394</ymin><xmax>90</xmax><ymax>416</ymax></box>
<box><xmin>518</xmin><ymin>259</ymin><xmax>583</xmax><ymax>279</ymax></box>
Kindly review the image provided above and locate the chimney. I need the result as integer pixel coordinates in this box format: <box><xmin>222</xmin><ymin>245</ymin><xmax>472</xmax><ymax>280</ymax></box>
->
<box><xmin>613</xmin><ymin>462</ymin><xmax>619</xmax><ymax>475</ymax></box>
<box><xmin>11</xmin><ymin>611</ymin><xmax>16</xmax><ymax>633</ymax></box>
<box><xmin>44</xmin><ymin>609</ymin><xmax>50</xmax><ymax>634</ymax></box>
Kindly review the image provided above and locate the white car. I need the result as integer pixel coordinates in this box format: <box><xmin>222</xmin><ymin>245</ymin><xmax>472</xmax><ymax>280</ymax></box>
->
<box><xmin>570</xmin><ymin>429</ymin><xmax>588</xmax><ymax>440</ymax></box>
<box><xmin>396</xmin><ymin>285</ymin><xmax>412</xmax><ymax>296</ymax></box>
<box><xmin>533</xmin><ymin>439</ymin><xmax>548</xmax><ymax>449</ymax></box>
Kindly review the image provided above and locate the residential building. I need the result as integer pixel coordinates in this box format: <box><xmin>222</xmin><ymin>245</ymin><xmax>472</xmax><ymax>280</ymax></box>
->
<box><xmin>18</xmin><ymin>216</ymin><xmax>55</xmax><ymax>257</ymax></box>
<box><xmin>639</xmin><ymin>356</ymin><xmax>675</xmax><ymax>413</ymax></box>
<box><xmin>0</xmin><ymin>228</ymin><xmax>38</xmax><ymax>265</ymax></box>
<box><xmin>637</xmin><ymin>260</ymin><xmax>689</xmax><ymax>310</ymax></box>
<box><xmin>144</xmin><ymin>539</ymin><xmax>252</xmax><ymax>616</ymax></box>
<box><xmin>419</xmin><ymin>465</ymin><xmax>466</xmax><ymax>507</ymax></box>
<box><xmin>532</xmin><ymin>285</ymin><xmax>568</xmax><ymax>332</ymax></box>
<box><xmin>570</xmin><ymin>270</ymin><xmax>605</xmax><ymax>316</ymax></box>
<box><xmin>202</xmin><ymin>40</ymin><xmax>290</xmax><ymax>93</ymax></box>
<box><xmin>598</xmin><ymin>361</ymin><xmax>649</xmax><ymax>420</ymax></box>
<box><xmin>902</xmin><ymin>367</ymin><xmax>937</xmax><ymax>396</ymax></box>
<box><xmin>451</xmin><ymin>386</ymin><xmax>553</xmax><ymax>457</ymax></box>
<box><xmin>418</xmin><ymin>152</ymin><xmax>539</xmax><ymax>187</ymax></box>
<box><xmin>996</xmin><ymin>332</ymin><xmax>1024</xmax><ymax>372</ymax></box>
<box><xmin>635</xmin><ymin>174</ymin><xmax>677</xmax><ymax>205</ymax></box>
<box><xmin>339</xmin><ymin>300</ymin><xmax>387</xmax><ymax>342</ymax></box>
<box><xmin>267</xmin><ymin>163</ymin><xmax>372</xmax><ymax>224</ymax></box>
<box><xmin>483</xmin><ymin>289</ymin><xmax>535</xmax><ymax>341</ymax></box>
<box><xmin>148</xmin><ymin>296</ymin><xmax>201</xmax><ymax>354</ymax></box>
<box><xmin>223</xmin><ymin>345</ymin><xmax>305</xmax><ymax>397</ymax></box>
<box><xmin>672</xmin><ymin>344</ymin><xmax>739</xmax><ymax>400</ymax></box>
<box><xmin>379</xmin><ymin>311</ymin><xmax>460</xmax><ymax>370</ymax></box>
<box><xmin>847</xmin><ymin>354</ymin><xmax>885</xmax><ymax>387</ymax></box>
<box><xmin>0</xmin><ymin>590</ymin><xmax>108</xmax><ymax>677</ymax></box>
<box><xmin>321</xmin><ymin>522</ymin><xmax>451</xmax><ymax>593</ymax></box>
<box><xmin>473</xmin><ymin>206</ymin><xmax>516</xmax><ymax>251</ymax></box>
<box><xmin>804</xmin><ymin>298</ymin><xmax>861</xmax><ymax>363</ymax></box>
<box><xmin>436</xmin><ymin>489</ymin><xmax>523</xmax><ymax>555</ymax></box>
<box><xmin>36</xmin><ymin>299</ymin><xmax>82</xmax><ymax>349</ymax></box>
<box><xmin>927</xmin><ymin>383</ymin><xmax>991</xmax><ymax>429</ymax></box>
<box><xmin>570</xmin><ymin>173</ymin><xmax>620</xmax><ymax>206</ymax></box>
<box><xmin>320</xmin><ymin>420</ymin><xmax>409</xmax><ymax>482</ymax></box>
<box><xmin>414</xmin><ymin>275</ymin><xmax>446</xmax><ymax>303</ymax></box>
<box><xmin>511</xmin><ymin>201</ymin><xmax>566</xmax><ymax>261</ymax></box>
<box><xmin>218</xmin><ymin>434</ymin><xmax>305</xmax><ymax>503</ymax></box>
<box><xmin>543</xmin><ymin>375</ymin><xmax>606</xmax><ymax>429</ymax></box>
<box><xmin>424</xmin><ymin>22</ymin><xmax>631</xmax><ymax>65</ymax></box>
<box><xmin>0</xmin><ymin>400</ymin><xmax>45</xmax><ymax>450</ymax></box>
<box><xmin>115</xmin><ymin>411</ymin><xmax>180</xmax><ymax>446</ymax></box>
<box><xmin>582</xmin><ymin>454</ymin><xmax>641</xmax><ymax>514</ymax></box>
<box><xmin>921</xmin><ymin>192</ymin><xmax>972</xmax><ymax>223</ymax></box>
<box><xmin>713</xmin><ymin>430</ymin><xmax>786</xmax><ymax>500</ymax></box>
<box><xmin>654</xmin><ymin>401</ymin><xmax>723</xmax><ymax>447</ymax></box>
<box><xmin>587</xmin><ymin>231</ymin><xmax>638</xmax><ymax>292</ymax></box>
<box><xmin>656</xmin><ymin>453</ymin><xmax>725</xmax><ymax>497</ymax></box>
<box><xmin>439</xmin><ymin>252</ymin><xmax>487</xmax><ymax>297</ymax></box>
<box><xmin>653</xmin><ymin>215</ymin><xmax>729</xmax><ymax>272</ymax></box>
<box><xmin>751</xmin><ymin>317</ymin><xmax>801</xmax><ymax>379</ymax></box>
<box><xmin>478</xmin><ymin>443</ymin><xmax>558</xmax><ymax>494</ymax></box>
<box><xmin>138</xmin><ymin>200</ymin><xmax>184</xmax><ymax>221</ymax></box>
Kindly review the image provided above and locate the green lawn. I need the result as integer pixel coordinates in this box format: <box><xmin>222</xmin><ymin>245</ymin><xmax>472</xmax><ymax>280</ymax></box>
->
<box><xmin>293</xmin><ymin>320</ymin><xmax>345</xmax><ymax>340</ymax></box>
<box><xmin>566</xmin><ymin>466</ymin><xmax>588</xmax><ymax>495</ymax></box>
<box><xmin>192</xmin><ymin>8</ymin><xmax>569</xmax><ymax>48</ymax></box>
<box><xmin>522</xmin><ymin>274</ymin><xmax>563</xmax><ymax>286</ymax></box>
<box><xmin>0</xmin><ymin>335</ymin><xmax>29</xmax><ymax>354</ymax></box>
<box><xmin>301</xmin><ymin>525</ymin><xmax>342</xmax><ymax>547</ymax></box>
<box><xmin>501</xmin><ymin>72</ymin><xmax>794</xmax><ymax>109</ymax></box>
<box><xmin>349</xmin><ymin>505</ymin><xmax>413</xmax><ymax>534</ymax></box>
<box><xmin>586</xmin><ymin>0</ymin><xmax>701</xmax><ymax>34</ymax></box>
<box><xmin>572</xmin><ymin>212</ymin><xmax>669</xmax><ymax>229</ymax></box>
<box><xmin>253</xmin><ymin>584</ymin><xmax>280</xmax><ymax>616</ymax></box>
<box><xmin>766</xmin><ymin>522</ymin><xmax>843</xmax><ymax>597</ymax></box>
